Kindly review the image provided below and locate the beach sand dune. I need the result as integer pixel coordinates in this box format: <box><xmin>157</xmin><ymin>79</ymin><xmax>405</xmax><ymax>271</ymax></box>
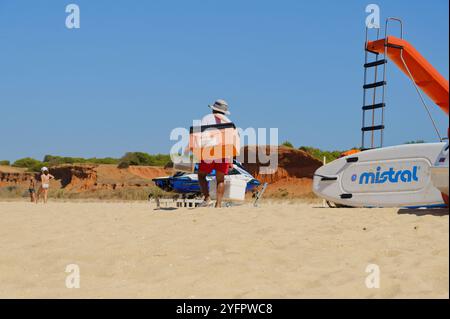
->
<box><xmin>0</xmin><ymin>201</ymin><xmax>447</xmax><ymax>298</ymax></box>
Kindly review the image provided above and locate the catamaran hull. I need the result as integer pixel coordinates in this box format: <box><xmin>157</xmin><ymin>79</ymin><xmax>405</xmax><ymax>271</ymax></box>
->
<box><xmin>431</xmin><ymin>167</ymin><xmax>449</xmax><ymax>195</ymax></box>
<box><xmin>313</xmin><ymin>143</ymin><xmax>446</xmax><ymax>208</ymax></box>
<box><xmin>430</xmin><ymin>143</ymin><xmax>449</xmax><ymax>204</ymax></box>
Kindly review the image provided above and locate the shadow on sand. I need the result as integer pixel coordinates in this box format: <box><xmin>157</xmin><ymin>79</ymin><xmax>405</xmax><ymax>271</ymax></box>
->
<box><xmin>310</xmin><ymin>205</ymin><xmax>449</xmax><ymax>217</ymax></box>
<box><xmin>153</xmin><ymin>207</ymin><xmax>178</xmax><ymax>211</ymax></box>
<box><xmin>397</xmin><ymin>207</ymin><xmax>449</xmax><ymax>217</ymax></box>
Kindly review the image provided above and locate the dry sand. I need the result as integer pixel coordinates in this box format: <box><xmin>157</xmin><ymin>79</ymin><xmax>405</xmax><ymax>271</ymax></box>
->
<box><xmin>0</xmin><ymin>200</ymin><xmax>448</xmax><ymax>298</ymax></box>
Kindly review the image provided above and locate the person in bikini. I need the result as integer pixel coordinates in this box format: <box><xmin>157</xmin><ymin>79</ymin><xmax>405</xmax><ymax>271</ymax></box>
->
<box><xmin>197</xmin><ymin>99</ymin><xmax>233</xmax><ymax>208</ymax></box>
<box><xmin>36</xmin><ymin>167</ymin><xmax>55</xmax><ymax>204</ymax></box>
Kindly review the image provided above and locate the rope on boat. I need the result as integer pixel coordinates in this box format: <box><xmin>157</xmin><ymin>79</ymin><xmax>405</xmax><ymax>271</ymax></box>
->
<box><xmin>399</xmin><ymin>49</ymin><xmax>443</xmax><ymax>142</ymax></box>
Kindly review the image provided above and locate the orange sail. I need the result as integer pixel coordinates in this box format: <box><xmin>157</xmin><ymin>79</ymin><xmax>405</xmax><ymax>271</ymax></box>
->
<box><xmin>367</xmin><ymin>36</ymin><xmax>449</xmax><ymax>115</ymax></box>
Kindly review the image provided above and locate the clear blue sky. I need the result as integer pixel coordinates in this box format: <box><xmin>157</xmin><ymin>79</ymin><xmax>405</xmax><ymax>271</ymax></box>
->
<box><xmin>0</xmin><ymin>0</ymin><xmax>448</xmax><ymax>162</ymax></box>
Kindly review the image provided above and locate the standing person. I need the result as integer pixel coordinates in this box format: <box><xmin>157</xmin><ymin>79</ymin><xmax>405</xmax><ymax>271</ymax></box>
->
<box><xmin>197</xmin><ymin>99</ymin><xmax>233</xmax><ymax>208</ymax></box>
<box><xmin>36</xmin><ymin>167</ymin><xmax>55</xmax><ymax>204</ymax></box>
<box><xmin>28</xmin><ymin>177</ymin><xmax>36</xmax><ymax>203</ymax></box>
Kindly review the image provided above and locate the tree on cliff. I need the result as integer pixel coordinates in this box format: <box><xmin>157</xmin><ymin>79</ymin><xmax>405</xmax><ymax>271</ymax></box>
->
<box><xmin>12</xmin><ymin>158</ymin><xmax>44</xmax><ymax>171</ymax></box>
<box><xmin>118</xmin><ymin>152</ymin><xmax>171</xmax><ymax>168</ymax></box>
<box><xmin>281</xmin><ymin>141</ymin><xmax>294</xmax><ymax>148</ymax></box>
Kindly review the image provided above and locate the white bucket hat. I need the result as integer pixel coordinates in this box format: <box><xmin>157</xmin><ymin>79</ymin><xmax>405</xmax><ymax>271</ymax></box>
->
<box><xmin>41</xmin><ymin>167</ymin><xmax>48</xmax><ymax>172</ymax></box>
<box><xmin>208</xmin><ymin>99</ymin><xmax>230</xmax><ymax>115</ymax></box>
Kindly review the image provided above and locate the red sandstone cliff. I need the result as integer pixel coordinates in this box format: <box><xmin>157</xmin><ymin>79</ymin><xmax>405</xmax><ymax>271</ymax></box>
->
<box><xmin>0</xmin><ymin>147</ymin><xmax>323</xmax><ymax>199</ymax></box>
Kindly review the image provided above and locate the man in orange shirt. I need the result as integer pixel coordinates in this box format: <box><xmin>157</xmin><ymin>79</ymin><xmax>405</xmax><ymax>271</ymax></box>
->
<box><xmin>198</xmin><ymin>99</ymin><xmax>232</xmax><ymax>208</ymax></box>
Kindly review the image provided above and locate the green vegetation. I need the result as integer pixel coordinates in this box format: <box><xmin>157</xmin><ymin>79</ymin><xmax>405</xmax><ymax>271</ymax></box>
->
<box><xmin>298</xmin><ymin>146</ymin><xmax>343</xmax><ymax>163</ymax></box>
<box><xmin>0</xmin><ymin>185</ymin><xmax>169</xmax><ymax>201</ymax></box>
<box><xmin>118</xmin><ymin>152</ymin><xmax>171</xmax><ymax>168</ymax></box>
<box><xmin>43</xmin><ymin>155</ymin><xmax>120</xmax><ymax>166</ymax></box>
<box><xmin>50</xmin><ymin>186</ymin><xmax>168</xmax><ymax>201</ymax></box>
<box><xmin>10</xmin><ymin>152</ymin><xmax>172</xmax><ymax>172</ymax></box>
<box><xmin>281</xmin><ymin>141</ymin><xmax>294</xmax><ymax>148</ymax></box>
<box><xmin>0</xmin><ymin>186</ymin><xmax>26</xmax><ymax>198</ymax></box>
<box><xmin>12</xmin><ymin>157</ymin><xmax>43</xmax><ymax>172</ymax></box>
<box><xmin>12</xmin><ymin>155</ymin><xmax>120</xmax><ymax>172</ymax></box>
<box><xmin>0</xmin><ymin>160</ymin><xmax>10</xmax><ymax>166</ymax></box>
<box><xmin>117</xmin><ymin>161</ymin><xmax>130</xmax><ymax>169</ymax></box>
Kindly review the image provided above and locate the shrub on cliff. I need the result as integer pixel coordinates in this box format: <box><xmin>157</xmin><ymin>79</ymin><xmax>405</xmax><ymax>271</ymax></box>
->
<box><xmin>88</xmin><ymin>157</ymin><xmax>120</xmax><ymax>164</ymax></box>
<box><xmin>298</xmin><ymin>146</ymin><xmax>342</xmax><ymax>163</ymax></box>
<box><xmin>12</xmin><ymin>153</ymin><xmax>171</xmax><ymax>170</ymax></box>
<box><xmin>0</xmin><ymin>160</ymin><xmax>10</xmax><ymax>166</ymax></box>
<box><xmin>281</xmin><ymin>141</ymin><xmax>294</xmax><ymax>148</ymax></box>
<box><xmin>12</xmin><ymin>158</ymin><xmax>44</xmax><ymax>171</ymax></box>
<box><xmin>120</xmin><ymin>152</ymin><xmax>171</xmax><ymax>167</ymax></box>
<box><xmin>117</xmin><ymin>161</ymin><xmax>130</xmax><ymax>169</ymax></box>
<box><xmin>43</xmin><ymin>155</ymin><xmax>120</xmax><ymax>165</ymax></box>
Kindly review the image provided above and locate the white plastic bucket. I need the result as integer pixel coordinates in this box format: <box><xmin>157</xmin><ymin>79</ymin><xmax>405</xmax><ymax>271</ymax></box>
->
<box><xmin>210</xmin><ymin>179</ymin><xmax>246</xmax><ymax>201</ymax></box>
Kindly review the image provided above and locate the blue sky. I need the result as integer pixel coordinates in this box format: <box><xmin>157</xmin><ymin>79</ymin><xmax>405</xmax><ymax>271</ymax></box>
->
<box><xmin>0</xmin><ymin>0</ymin><xmax>448</xmax><ymax>161</ymax></box>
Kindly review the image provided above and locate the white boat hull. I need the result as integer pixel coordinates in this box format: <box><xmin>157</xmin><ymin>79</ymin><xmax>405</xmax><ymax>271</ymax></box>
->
<box><xmin>431</xmin><ymin>167</ymin><xmax>449</xmax><ymax>196</ymax></box>
<box><xmin>430</xmin><ymin>143</ymin><xmax>449</xmax><ymax>197</ymax></box>
<box><xmin>313</xmin><ymin>143</ymin><xmax>446</xmax><ymax>207</ymax></box>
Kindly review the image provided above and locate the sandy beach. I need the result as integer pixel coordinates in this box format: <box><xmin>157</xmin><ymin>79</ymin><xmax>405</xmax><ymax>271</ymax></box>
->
<box><xmin>0</xmin><ymin>201</ymin><xmax>448</xmax><ymax>299</ymax></box>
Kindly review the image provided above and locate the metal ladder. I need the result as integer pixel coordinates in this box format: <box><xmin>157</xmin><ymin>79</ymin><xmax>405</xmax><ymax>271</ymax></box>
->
<box><xmin>361</xmin><ymin>27</ymin><xmax>387</xmax><ymax>150</ymax></box>
<box><xmin>361</xmin><ymin>18</ymin><xmax>403</xmax><ymax>150</ymax></box>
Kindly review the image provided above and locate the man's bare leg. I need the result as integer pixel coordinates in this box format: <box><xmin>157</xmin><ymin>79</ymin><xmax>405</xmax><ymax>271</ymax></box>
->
<box><xmin>198</xmin><ymin>171</ymin><xmax>210</xmax><ymax>202</ymax></box>
<box><xmin>43</xmin><ymin>189</ymin><xmax>48</xmax><ymax>204</ymax></box>
<box><xmin>215</xmin><ymin>171</ymin><xmax>225</xmax><ymax>208</ymax></box>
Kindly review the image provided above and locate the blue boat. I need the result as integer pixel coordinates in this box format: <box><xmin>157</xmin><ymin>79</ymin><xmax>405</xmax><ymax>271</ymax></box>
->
<box><xmin>153</xmin><ymin>160</ymin><xmax>260</xmax><ymax>195</ymax></box>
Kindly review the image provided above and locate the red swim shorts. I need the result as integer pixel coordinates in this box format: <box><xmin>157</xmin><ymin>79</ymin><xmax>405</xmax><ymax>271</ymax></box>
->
<box><xmin>198</xmin><ymin>160</ymin><xmax>231</xmax><ymax>174</ymax></box>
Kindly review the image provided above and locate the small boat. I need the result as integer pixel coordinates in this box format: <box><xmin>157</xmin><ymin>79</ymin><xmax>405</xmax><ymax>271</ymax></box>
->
<box><xmin>153</xmin><ymin>160</ymin><xmax>260</xmax><ymax>196</ymax></box>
